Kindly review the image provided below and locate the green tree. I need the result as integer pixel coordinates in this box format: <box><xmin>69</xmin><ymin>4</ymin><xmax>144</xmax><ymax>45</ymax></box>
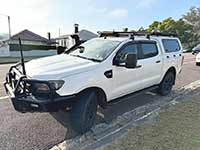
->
<box><xmin>183</xmin><ymin>6</ymin><xmax>200</xmax><ymax>33</ymax></box>
<box><xmin>137</xmin><ymin>27</ymin><xmax>145</xmax><ymax>32</ymax></box>
<box><xmin>159</xmin><ymin>17</ymin><xmax>176</xmax><ymax>31</ymax></box>
<box><xmin>182</xmin><ymin>6</ymin><xmax>200</xmax><ymax>49</ymax></box>
<box><xmin>123</xmin><ymin>28</ymin><xmax>128</xmax><ymax>32</ymax></box>
<box><xmin>144</xmin><ymin>16</ymin><xmax>197</xmax><ymax>49</ymax></box>
<box><xmin>146</xmin><ymin>21</ymin><xmax>161</xmax><ymax>32</ymax></box>
<box><xmin>172</xmin><ymin>19</ymin><xmax>194</xmax><ymax>49</ymax></box>
<box><xmin>129</xmin><ymin>6</ymin><xmax>200</xmax><ymax>50</ymax></box>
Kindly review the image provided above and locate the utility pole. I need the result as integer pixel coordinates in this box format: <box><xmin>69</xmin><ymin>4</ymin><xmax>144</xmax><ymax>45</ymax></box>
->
<box><xmin>59</xmin><ymin>28</ymin><xmax>61</xmax><ymax>37</ymax></box>
<box><xmin>8</xmin><ymin>16</ymin><xmax>11</xmax><ymax>39</ymax></box>
<box><xmin>0</xmin><ymin>13</ymin><xmax>11</xmax><ymax>39</ymax></box>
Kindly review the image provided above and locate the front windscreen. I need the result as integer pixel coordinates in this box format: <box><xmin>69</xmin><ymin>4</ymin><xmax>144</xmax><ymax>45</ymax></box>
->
<box><xmin>68</xmin><ymin>38</ymin><xmax>121</xmax><ymax>62</ymax></box>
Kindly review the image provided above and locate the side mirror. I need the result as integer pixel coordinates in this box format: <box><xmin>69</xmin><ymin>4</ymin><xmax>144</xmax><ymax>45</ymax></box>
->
<box><xmin>125</xmin><ymin>53</ymin><xmax>137</xmax><ymax>69</ymax></box>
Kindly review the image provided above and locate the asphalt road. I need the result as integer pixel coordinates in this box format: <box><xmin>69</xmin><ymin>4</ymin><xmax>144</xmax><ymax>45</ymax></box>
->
<box><xmin>0</xmin><ymin>53</ymin><xmax>199</xmax><ymax>150</ymax></box>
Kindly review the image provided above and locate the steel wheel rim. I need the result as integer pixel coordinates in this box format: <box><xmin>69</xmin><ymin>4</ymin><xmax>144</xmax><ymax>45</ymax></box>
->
<box><xmin>163</xmin><ymin>75</ymin><xmax>173</xmax><ymax>92</ymax></box>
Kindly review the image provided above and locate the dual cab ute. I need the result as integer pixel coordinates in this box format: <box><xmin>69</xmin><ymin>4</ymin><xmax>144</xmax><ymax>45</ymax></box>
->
<box><xmin>4</xmin><ymin>31</ymin><xmax>183</xmax><ymax>133</ymax></box>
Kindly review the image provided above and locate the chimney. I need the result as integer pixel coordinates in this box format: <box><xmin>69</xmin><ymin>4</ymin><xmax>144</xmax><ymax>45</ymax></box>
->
<box><xmin>47</xmin><ymin>32</ymin><xmax>51</xmax><ymax>40</ymax></box>
<box><xmin>74</xmin><ymin>23</ymin><xmax>79</xmax><ymax>33</ymax></box>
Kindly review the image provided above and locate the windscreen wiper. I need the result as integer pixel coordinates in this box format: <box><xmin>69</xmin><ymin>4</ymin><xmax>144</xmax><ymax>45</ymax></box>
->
<box><xmin>86</xmin><ymin>57</ymin><xmax>101</xmax><ymax>62</ymax></box>
<box><xmin>71</xmin><ymin>55</ymin><xmax>101</xmax><ymax>62</ymax></box>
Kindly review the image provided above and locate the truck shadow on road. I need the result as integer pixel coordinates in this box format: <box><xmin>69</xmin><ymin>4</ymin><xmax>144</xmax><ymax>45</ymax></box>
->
<box><xmin>50</xmin><ymin>111</ymin><xmax>78</xmax><ymax>139</ymax></box>
<box><xmin>50</xmin><ymin>91</ymin><xmax>162</xmax><ymax>140</ymax></box>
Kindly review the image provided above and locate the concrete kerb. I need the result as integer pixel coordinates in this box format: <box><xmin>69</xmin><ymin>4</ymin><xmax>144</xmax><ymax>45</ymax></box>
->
<box><xmin>50</xmin><ymin>80</ymin><xmax>200</xmax><ymax>150</ymax></box>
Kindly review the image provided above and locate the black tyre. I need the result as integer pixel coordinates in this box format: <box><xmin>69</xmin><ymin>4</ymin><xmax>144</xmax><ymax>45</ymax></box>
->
<box><xmin>158</xmin><ymin>71</ymin><xmax>175</xmax><ymax>96</ymax></box>
<box><xmin>70</xmin><ymin>91</ymin><xmax>98</xmax><ymax>133</ymax></box>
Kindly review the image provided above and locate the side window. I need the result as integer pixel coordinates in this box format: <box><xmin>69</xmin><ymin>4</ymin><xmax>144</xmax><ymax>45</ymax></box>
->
<box><xmin>162</xmin><ymin>39</ymin><xmax>180</xmax><ymax>52</ymax></box>
<box><xmin>141</xmin><ymin>43</ymin><xmax>158</xmax><ymax>59</ymax></box>
<box><xmin>116</xmin><ymin>44</ymin><xmax>137</xmax><ymax>64</ymax></box>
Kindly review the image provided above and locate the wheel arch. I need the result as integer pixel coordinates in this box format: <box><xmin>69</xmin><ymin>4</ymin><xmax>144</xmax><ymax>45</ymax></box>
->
<box><xmin>77</xmin><ymin>87</ymin><xmax>107</xmax><ymax>109</ymax></box>
<box><xmin>163</xmin><ymin>66</ymin><xmax>176</xmax><ymax>84</ymax></box>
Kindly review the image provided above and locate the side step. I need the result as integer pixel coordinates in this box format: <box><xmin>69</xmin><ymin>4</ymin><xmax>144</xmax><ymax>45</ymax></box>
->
<box><xmin>108</xmin><ymin>85</ymin><xmax>159</xmax><ymax>106</ymax></box>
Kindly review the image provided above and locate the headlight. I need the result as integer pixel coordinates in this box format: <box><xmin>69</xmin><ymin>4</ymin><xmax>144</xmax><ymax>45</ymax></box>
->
<box><xmin>48</xmin><ymin>80</ymin><xmax>65</xmax><ymax>90</ymax></box>
<box><xmin>34</xmin><ymin>83</ymin><xmax>50</xmax><ymax>94</ymax></box>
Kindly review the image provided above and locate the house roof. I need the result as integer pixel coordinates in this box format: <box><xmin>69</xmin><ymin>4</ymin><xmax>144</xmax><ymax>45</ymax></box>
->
<box><xmin>10</xmin><ymin>29</ymin><xmax>49</xmax><ymax>43</ymax></box>
<box><xmin>57</xmin><ymin>29</ymin><xmax>98</xmax><ymax>41</ymax></box>
<box><xmin>79</xmin><ymin>30</ymin><xmax>98</xmax><ymax>41</ymax></box>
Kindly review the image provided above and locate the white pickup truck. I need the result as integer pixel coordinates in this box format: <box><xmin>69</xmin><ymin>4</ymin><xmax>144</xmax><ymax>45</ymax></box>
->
<box><xmin>4</xmin><ymin>31</ymin><xmax>183</xmax><ymax>133</ymax></box>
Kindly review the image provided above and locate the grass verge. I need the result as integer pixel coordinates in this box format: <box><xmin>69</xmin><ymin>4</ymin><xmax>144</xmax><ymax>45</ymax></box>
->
<box><xmin>104</xmin><ymin>92</ymin><xmax>200</xmax><ymax>150</ymax></box>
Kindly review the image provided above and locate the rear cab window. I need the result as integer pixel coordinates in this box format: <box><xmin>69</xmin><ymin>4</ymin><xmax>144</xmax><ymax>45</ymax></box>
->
<box><xmin>139</xmin><ymin>41</ymin><xmax>159</xmax><ymax>59</ymax></box>
<box><xmin>162</xmin><ymin>39</ymin><xmax>181</xmax><ymax>53</ymax></box>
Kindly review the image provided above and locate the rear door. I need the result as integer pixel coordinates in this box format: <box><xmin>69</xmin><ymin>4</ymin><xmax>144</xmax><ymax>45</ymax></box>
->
<box><xmin>138</xmin><ymin>41</ymin><xmax>163</xmax><ymax>88</ymax></box>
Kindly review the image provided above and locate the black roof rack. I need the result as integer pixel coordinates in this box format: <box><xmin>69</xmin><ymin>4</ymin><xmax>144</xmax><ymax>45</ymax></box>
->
<box><xmin>98</xmin><ymin>31</ymin><xmax>177</xmax><ymax>39</ymax></box>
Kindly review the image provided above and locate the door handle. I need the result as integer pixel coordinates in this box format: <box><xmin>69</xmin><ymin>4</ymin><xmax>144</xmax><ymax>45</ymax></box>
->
<box><xmin>156</xmin><ymin>60</ymin><xmax>161</xmax><ymax>63</ymax></box>
<box><xmin>179</xmin><ymin>54</ymin><xmax>182</xmax><ymax>56</ymax></box>
<box><xmin>166</xmin><ymin>56</ymin><xmax>170</xmax><ymax>58</ymax></box>
<box><xmin>173</xmin><ymin>55</ymin><xmax>176</xmax><ymax>57</ymax></box>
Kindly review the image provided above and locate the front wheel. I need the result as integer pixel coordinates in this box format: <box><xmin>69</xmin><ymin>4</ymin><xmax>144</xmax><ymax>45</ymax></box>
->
<box><xmin>70</xmin><ymin>91</ymin><xmax>98</xmax><ymax>133</ymax></box>
<box><xmin>158</xmin><ymin>72</ymin><xmax>175</xmax><ymax>96</ymax></box>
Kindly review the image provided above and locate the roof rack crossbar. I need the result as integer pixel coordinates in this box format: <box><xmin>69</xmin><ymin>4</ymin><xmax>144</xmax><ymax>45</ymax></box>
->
<box><xmin>98</xmin><ymin>31</ymin><xmax>177</xmax><ymax>38</ymax></box>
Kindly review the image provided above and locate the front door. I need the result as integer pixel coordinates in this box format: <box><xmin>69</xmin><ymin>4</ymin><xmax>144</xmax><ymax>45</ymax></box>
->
<box><xmin>111</xmin><ymin>42</ymin><xmax>143</xmax><ymax>99</ymax></box>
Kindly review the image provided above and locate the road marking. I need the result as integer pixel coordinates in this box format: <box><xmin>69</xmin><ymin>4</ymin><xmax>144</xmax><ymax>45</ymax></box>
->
<box><xmin>0</xmin><ymin>96</ymin><xmax>9</xmax><ymax>100</ymax></box>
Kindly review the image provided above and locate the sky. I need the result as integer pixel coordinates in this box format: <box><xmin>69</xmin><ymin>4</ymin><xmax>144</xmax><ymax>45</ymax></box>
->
<box><xmin>0</xmin><ymin>0</ymin><xmax>199</xmax><ymax>39</ymax></box>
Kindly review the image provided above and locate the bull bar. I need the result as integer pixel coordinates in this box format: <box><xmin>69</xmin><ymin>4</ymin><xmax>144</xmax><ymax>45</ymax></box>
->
<box><xmin>4</xmin><ymin>63</ymin><xmax>75</xmax><ymax>113</ymax></box>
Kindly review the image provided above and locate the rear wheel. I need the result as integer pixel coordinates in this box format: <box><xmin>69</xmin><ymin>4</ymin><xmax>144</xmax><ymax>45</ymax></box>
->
<box><xmin>158</xmin><ymin>71</ymin><xmax>175</xmax><ymax>96</ymax></box>
<box><xmin>70</xmin><ymin>91</ymin><xmax>98</xmax><ymax>133</ymax></box>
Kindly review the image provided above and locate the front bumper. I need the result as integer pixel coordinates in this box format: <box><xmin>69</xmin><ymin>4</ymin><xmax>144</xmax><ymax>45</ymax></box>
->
<box><xmin>4</xmin><ymin>63</ymin><xmax>75</xmax><ymax>113</ymax></box>
<box><xmin>9</xmin><ymin>94</ymin><xmax>75</xmax><ymax>112</ymax></box>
